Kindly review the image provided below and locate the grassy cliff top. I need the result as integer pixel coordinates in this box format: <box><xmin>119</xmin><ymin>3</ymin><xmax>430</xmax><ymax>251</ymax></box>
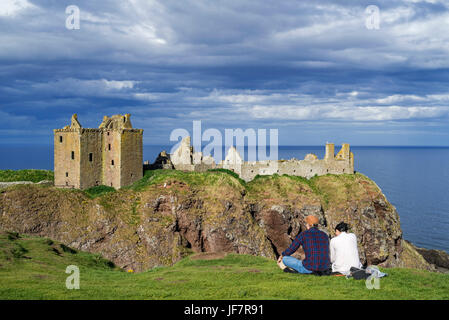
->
<box><xmin>83</xmin><ymin>169</ymin><xmax>379</xmax><ymax>201</ymax></box>
<box><xmin>0</xmin><ymin>231</ymin><xmax>448</xmax><ymax>300</ymax></box>
<box><xmin>0</xmin><ymin>169</ymin><xmax>54</xmax><ymax>183</ymax></box>
<box><xmin>79</xmin><ymin>169</ymin><xmax>386</xmax><ymax>217</ymax></box>
<box><xmin>0</xmin><ymin>169</ymin><xmax>379</xmax><ymax>206</ymax></box>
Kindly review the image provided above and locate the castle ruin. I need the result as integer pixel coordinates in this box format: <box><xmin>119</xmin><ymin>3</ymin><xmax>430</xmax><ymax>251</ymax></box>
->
<box><xmin>150</xmin><ymin>136</ymin><xmax>355</xmax><ymax>182</ymax></box>
<box><xmin>54</xmin><ymin>114</ymin><xmax>354</xmax><ymax>189</ymax></box>
<box><xmin>54</xmin><ymin>114</ymin><xmax>143</xmax><ymax>189</ymax></box>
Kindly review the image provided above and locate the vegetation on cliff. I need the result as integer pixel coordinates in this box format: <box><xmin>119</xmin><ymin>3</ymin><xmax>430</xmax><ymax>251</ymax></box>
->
<box><xmin>0</xmin><ymin>169</ymin><xmax>53</xmax><ymax>183</ymax></box>
<box><xmin>0</xmin><ymin>169</ymin><xmax>434</xmax><ymax>273</ymax></box>
<box><xmin>0</xmin><ymin>231</ymin><xmax>448</xmax><ymax>300</ymax></box>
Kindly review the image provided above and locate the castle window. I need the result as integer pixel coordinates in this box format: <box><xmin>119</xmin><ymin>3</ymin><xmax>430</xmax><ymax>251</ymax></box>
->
<box><xmin>89</xmin><ymin>153</ymin><xmax>93</xmax><ymax>162</ymax></box>
<box><xmin>123</xmin><ymin>117</ymin><xmax>126</xmax><ymax>123</ymax></box>
<box><xmin>66</xmin><ymin>172</ymin><xmax>68</xmax><ymax>177</ymax></box>
<box><xmin>111</xmin><ymin>160</ymin><xmax>114</xmax><ymax>166</ymax></box>
<box><xmin>131</xmin><ymin>173</ymin><xmax>133</xmax><ymax>178</ymax></box>
<box><xmin>108</xmin><ymin>144</ymin><xmax>111</xmax><ymax>151</ymax></box>
<box><xmin>310</xmin><ymin>169</ymin><xmax>312</xmax><ymax>172</ymax></box>
<box><xmin>107</xmin><ymin>132</ymin><xmax>110</xmax><ymax>136</ymax></box>
<box><xmin>59</xmin><ymin>136</ymin><xmax>63</xmax><ymax>143</ymax></box>
<box><xmin>71</xmin><ymin>151</ymin><xmax>74</xmax><ymax>160</ymax></box>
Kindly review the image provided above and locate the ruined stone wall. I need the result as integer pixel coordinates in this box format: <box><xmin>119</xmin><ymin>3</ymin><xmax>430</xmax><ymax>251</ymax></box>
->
<box><xmin>240</xmin><ymin>158</ymin><xmax>353</xmax><ymax>182</ymax></box>
<box><xmin>102</xmin><ymin>129</ymin><xmax>121</xmax><ymax>188</ymax></box>
<box><xmin>325</xmin><ymin>143</ymin><xmax>335</xmax><ymax>160</ymax></box>
<box><xmin>193</xmin><ymin>163</ymin><xmax>216</xmax><ymax>172</ymax></box>
<box><xmin>336</xmin><ymin>143</ymin><xmax>350</xmax><ymax>160</ymax></box>
<box><xmin>166</xmin><ymin>137</ymin><xmax>355</xmax><ymax>182</ymax></box>
<box><xmin>79</xmin><ymin>129</ymin><xmax>103</xmax><ymax>189</ymax></box>
<box><xmin>119</xmin><ymin>129</ymin><xmax>144</xmax><ymax>187</ymax></box>
<box><xmin>54</xmin><ymin>129</ymin><xmax>81</xmax><ymax>188</ymax></box>
<box><xmin>167</xmin><ymin>157</ymin><xmax>353</xmax><ymax>183</ymax></box>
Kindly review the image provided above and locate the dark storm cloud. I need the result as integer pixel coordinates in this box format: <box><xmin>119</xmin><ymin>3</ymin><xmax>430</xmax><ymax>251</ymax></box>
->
<box><xmin>1</xmin><ymin>0</ymin><xmax>449</xmax><ymax>145</ymax></box>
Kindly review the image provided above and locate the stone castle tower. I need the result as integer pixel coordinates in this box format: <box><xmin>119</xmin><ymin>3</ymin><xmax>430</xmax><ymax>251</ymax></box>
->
<box><xmin>54</xmin><ymin>114</ymin><xmax>143</xmax><ymax>189</ymax></box>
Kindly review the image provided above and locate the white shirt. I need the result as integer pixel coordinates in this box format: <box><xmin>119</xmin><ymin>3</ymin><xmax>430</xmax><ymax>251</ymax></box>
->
<box><xmin>330</xmin><ymin>232</ymin><xmax>362</xmax><ymax>274</ymax></box>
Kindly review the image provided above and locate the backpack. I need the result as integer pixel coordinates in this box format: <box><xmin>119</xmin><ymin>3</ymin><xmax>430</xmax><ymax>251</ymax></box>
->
<box><xmin>348</xmin><ymin>267</ymin><xmax>370</xmax><ymax>280</ymax></box>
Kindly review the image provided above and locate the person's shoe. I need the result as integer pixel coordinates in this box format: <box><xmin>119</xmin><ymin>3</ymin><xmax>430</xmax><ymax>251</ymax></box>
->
<box><xmin>283</xmin><ymin>267</ymin><xmax>299</xmax><ymax>273</ymax></box>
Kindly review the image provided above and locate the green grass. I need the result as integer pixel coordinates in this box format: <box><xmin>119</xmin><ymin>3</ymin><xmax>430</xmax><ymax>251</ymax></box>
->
<box><xmin>125</xmin><ymin>169</ymin><xmax>245</xmax><ymax>192</ymax></box>
<box><xmin>84</xmin><ymin>185</ymin><xmax>116</xmax><ymax>199</ymax></box>
<box><xmin>0</xmin><ymin>170</ymin><xmax>54</xmax><ymax>183</ymax></box>
<box><xmin>207</xmin><ymin>168</ymin><xmax>247</xmax><ymax>186</ymax></box>
<box><xmin>1</xmin><ymin>232</ymin><xmax>448</xmax><ymax>300</ymax></box>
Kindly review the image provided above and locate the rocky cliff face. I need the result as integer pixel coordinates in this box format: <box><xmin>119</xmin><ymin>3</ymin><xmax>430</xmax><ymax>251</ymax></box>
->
<box><xmin>0</xmin><ymin>170</ymin><xmax>433</xmax><ymax>272</ymax></box>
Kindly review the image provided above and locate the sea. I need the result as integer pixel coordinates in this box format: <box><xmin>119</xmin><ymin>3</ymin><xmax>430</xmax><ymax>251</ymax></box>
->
<box><xmin>1</xmin><ymin>144</ymin><xmax>448</xmax><ymax>253</ymax></box>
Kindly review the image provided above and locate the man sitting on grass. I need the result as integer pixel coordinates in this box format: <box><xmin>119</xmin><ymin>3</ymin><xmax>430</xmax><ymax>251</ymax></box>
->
<box><xmin>278</xmin><ymin>215</ymin><xmax>330</xmax><ymax>274</ymax></box>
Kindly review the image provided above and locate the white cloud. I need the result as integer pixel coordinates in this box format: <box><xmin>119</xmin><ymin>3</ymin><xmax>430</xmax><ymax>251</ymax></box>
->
<box><xmin>30</xmin><ymin>78</ymin><xmax>137</xmax><ymax>97</ymax></box>
<box><xmin>246</xmin><ymin>105</ymin><xmax>449</xmax><ymax>121</ymax></box>
<box><xmin>376</xmin><ymin>94</ymin><xmax>427</xmax><ymax>104</ymax></box>
<box><xmin>0</xmin><ymin>0</ymin><xmax>35</xmax><ymax>17</ymax></box>
<box><xmin>101</xmin><ymin>79</ymin><xmax>136</xmax><ymax>90</ymax></box>
<box><xmin>189</xmin><ymin>89</ymin><xmax>449</xmax><ymax>122</ymax></box>
<box><xmin>134</xmin><ymin>93</ymin><xmax>160</xmax><ymax>100</ymax></box>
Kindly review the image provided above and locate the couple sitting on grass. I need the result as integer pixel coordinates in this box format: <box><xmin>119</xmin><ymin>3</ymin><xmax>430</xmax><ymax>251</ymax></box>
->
<box><xmin>277</xmin><ymin>215</ymin><xmax>362</xmax><ymax>276</ymax></box>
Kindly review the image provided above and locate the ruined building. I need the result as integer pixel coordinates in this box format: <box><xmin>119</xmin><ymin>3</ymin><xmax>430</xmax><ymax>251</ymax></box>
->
<box><xmin>54</xmin><ymin>113</ymin><xmax>353</xmax><ymax>189</ymax></box>
<box><xmin>54</xmin><ymin>114</ymin><xmax>143</xmax><ymax>189</ymax></box>
<box><xmin>150</xmin><ymin>136</ymin><xmax>355</xmax><ymax>182</ymax></box>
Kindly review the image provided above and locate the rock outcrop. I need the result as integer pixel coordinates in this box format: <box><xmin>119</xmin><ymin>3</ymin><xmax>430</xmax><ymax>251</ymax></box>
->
<box><xmin>413</xmin><ymin>243</ymin><xmax>449</xmax><ymax>272</ymax></box>
<box><xmin>0</xmin><ymin>171</ymin><xmax>435</xmax><ymax>272</ymax></box>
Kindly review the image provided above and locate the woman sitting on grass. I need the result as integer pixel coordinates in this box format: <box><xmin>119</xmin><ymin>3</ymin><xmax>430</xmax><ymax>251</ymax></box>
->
<box><xmin>330</xmin><ymin>222</ymin><xmax>363</xmax><ymax>275</ymax></box>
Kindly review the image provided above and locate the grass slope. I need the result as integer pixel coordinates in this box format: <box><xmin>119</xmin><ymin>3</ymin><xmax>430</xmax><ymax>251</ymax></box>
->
<box><xmin>0</xmin><ymin>170</ymin><xmax>54</xmax><ymax>183</ymax></box>
<box><xmin>1</xmin><ymin>232</ymin><xmax>448</xmax><ymax>300</ymax></box>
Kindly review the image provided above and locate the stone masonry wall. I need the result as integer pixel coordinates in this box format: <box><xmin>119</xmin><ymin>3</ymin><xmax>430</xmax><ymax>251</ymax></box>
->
<box><xmin>54</xmin><ymin>129</ymin><xmax>81</xmax><ymax>188</ymax></box>
<box><xmin>80</xmin><ymin>130</ymin><xmax>103</xmax><ymax>189</ymax></box>
<box><xmin>168</xmin><ymin>137</ymin><xmax>355</xmax><ymax>182</ymax></box>
<box><xmin>120</xmin><ymin>129</ymin><xmax>143</xmax><ymax>187</ymax></box>
<box><xmin>102</xmin><ymin>129</ymin><xmax>121</xmax><ymax>189</ymax></box>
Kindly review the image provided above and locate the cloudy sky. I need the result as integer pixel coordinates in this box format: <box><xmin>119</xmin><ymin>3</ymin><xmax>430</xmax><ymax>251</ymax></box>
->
<box><xmin>1</xmin><ymin>0</ymin><xmax>449</xmax><ymax>146</ymax></box>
